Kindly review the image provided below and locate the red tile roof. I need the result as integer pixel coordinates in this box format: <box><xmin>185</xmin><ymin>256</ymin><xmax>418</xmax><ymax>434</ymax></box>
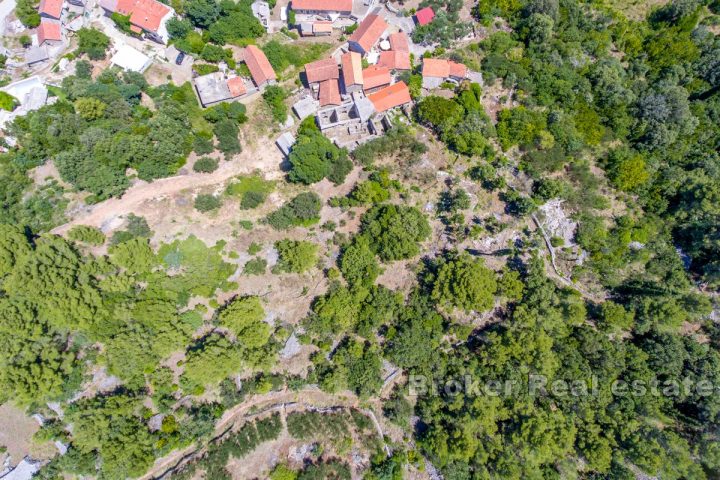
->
<box><xmin>112</xmin><ymin>0</ymin><xmax>171</xmax><ymax>33</ymax></box>
<box><xmin>37</xmin><ymin>21</ymin><xmax>61</xmax><ymax>45</ymax></box>
<box><xmin>38</xmin><ymin>0</ymin><xmax>63</xmax><ymax>18</ymax></box>
<box><xmin>378</xmin><ymin>50</ymin><xmax>411</xmax><ymax>71</ymax></box>
<box><xmin>368</xmin><ymin>81</ymin><xmax>411</xmax><ymax>112</ymax></box>
<box><xmin>388</xmin><ymin>32</ymin><xmax>410</xmax><ymax>52</ymax></box>
<box><xmin>227</xmin><ymin>77</ymin><xmax>247</xmax><ymax>97</ymax></box>
<box><xmin>415</xmin><ymin>6</ymin><xmax>435</xmax><ymax>26</ymax></box>
<box><xmin>341</xmin><ymin>51</ymin><xmax>363</xmax><ymax>89</ymax></box>
<box><xmin>319</xmin><ymin>79</ymin><xmax>341</xmax><ymax>106</ymax></box>
<box><xmin>362</xmin><ymin>65</ymin><xmax>391</xmax><ymax>91</ymax></box>
<box><xmin>348</xmin><ymin>14</ymin><xmax>388</xmax><ymax>53</ymax></box>
<box><xmin>305</xmin><ymin>57</ymin><xmax>339</xmax><ymax>84</ymax></box>
<box><xmin>422</xmin><ymin>58</ymin><xmax>467</xmax><ymax>78</ymax></box>
<box><xmin>244</xmin><ymin>45</ymin><xmax>276</xmax><ymax>86</ymax></box>
<box><xmin>449</xmin><ymin>61</ymin><xmax>467</xmax><ymax>78</ymax></box>
<box><xmin>313</xmin><ymin>21</ymin><xmax>333</xmax><ymax>33</ymax></box>
<box><xmin>291</xmin><ymin>0</ymin><xmax>352</xmax><ymax>13</ymax></box>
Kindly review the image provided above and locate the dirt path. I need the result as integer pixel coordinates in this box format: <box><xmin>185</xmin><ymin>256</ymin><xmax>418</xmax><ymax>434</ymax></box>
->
<box><xmin>51</xmin><ymin>143</ymin><xmax>285</xmax><ymax>236</ymax></box>
<box><xmin>140</xmin><ymin>388</ymin><xmax>362</xmax><ymax>480</ymax></box>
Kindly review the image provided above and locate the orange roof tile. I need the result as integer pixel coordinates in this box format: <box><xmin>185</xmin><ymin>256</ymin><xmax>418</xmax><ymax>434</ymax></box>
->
<box><xmin>38</xmin><ymin>0</ymin><xmax>63</xmax><ymax>18</ymax></box>
<box><xmin>422</xmin><ymin>58</ymin><xmax>449</xmax><ymax>77</ymax></box>
<box><xmin>415</xmin><ymin>6</ymin><xmax>435</xmax><ymax>25</ymax></box>
<box><xmin>291</xmin><ymin>0</ymin><xmax>352</xmax><ymax>13</ymax></box>
<box><xmin>113</xmin><ymin>0</ymin><xmax>170</xmax><ymax>33</ymax></box>
<box><xmin>130</xmin><ymin>24</ymin><xmax>142</xmax><ymax>33</ymax></box>
<box><xmin>449</xmin><ymin>61</ymin><xmax>467</xmax><ymax>78</ymax></box>
<box><xmin>313</xmin><ymin>21</ymin><xmax>333</xmax><ymax>33</ymax></box>
<box><xmin>227</xmin><ymin>77</ymin><xmax>247</xmax><ymax>97</ymax></box>
<box><xmin>244</xmin><ymin>45</ymin><xmax>276</xmax><ymax>86</ymax></box>
<box><xmin>348</xmin><ymin>14</ymin><xmax>388</xmax><ymax>53</ymax></box>
<box><xmin>388</xmin><ymin>32</ymin><xmax>409</xmax><ymax>52</ymax></box>
<box><xmin>341</xmin><ymin>51</ymin><xmax>363</xmax><ymax>88</ymax></box>
<box><xmin>37</xmin><ymin>21</ymin><xmax>61</xmax><ymax>45</ymax></box>
<box><xmin>377</xmin><ymin>50</ymin><xmax>411</xmax><ymax>71</ymax></box>
<box><xmin>305</xmin><ymin>57</ymin><xmax>339</xmax><ymax>84</ymax></box>
<box><xmin>362</xmin><ymin>65</ymin><xmax>391</xmax><ymax>91</ymax></box>
<box><xmin>368</xmin><ymin>81</ymin><xmax>411</xmax><ymax>112</ymax></box>
<box><xmin>319</xmin><ymin>79</ymin><xmax>341</xmax><ymax>106</ymax></box>
<box><xmin>422</xmin><ymin>58</ymin><xmax>467</xmax><ymax>79</ymax></box>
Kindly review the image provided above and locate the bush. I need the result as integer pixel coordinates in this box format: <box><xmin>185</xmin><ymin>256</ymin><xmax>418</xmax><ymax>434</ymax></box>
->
<box><xmin>359</xmin><ymin>204</ymin><xmax>431</xmax><ymax>261</ymax></box>
<box><xmin>288</xmin><ymin>129</ymin><xmax>351</xmax><ymax>185</ymax></box>
<box><xmin>274</xmin><ymin>240</ymin><xmax>318</xmax><ymax>273</ymax></box>
<box><xmin>68</xmin><ymin>225</ymin><xmax>105</xmax><ymax>246</ymax></box>
<box><xmin>267</xmin><ymin>192</ymin><xmax>322</xmax><ymax>229</ymax></box>
<box><xmin>195</xmin><ymin>194</ymin><xmax>222</xmax><ymax>212</ymax></box>
<box><xmin>214</xmin><ymin>120</ymin><xmax>241</xmax><ymax>155</ymax></box>
<box><xmin>243</xmin><ymin>257</ymin><xmax>267</xmax><ymax>275</ymax></box>
<box><xmin>262</xmin><ymin>85</ymin><xmax>289</xmax><ymax>123</ymax></box>
<box><xmin>15</xmin><ymin>0</ymin><xmax>40</xmax><ymax>27</ymax></box>
<box><xmin>0</xmin><ymin>92</ymin><xmax>18</xmax><ymax>112</ymax></box>
<box><xmin>241</xmin><ymin>191</ymin><xmax>266</xmax><ymax>209</ymax></box>
<box><xmin>77</xmin><ymin>28</ymin><xmax>111</xmax><ymax>60</ymax></box>
<box><xmin>430</xmin><ymin>251</ymin><xmax>498</xmax><ymax>312</ymax></box>
<box><xmin>193</xmin><ymin>63</ymin><xmax>220</xmax><ymax>75</ymax></box>
<box><xmin>193</xmin><ymin>157</ymin><xmax>219</xmax><ymax>173</ymax></box>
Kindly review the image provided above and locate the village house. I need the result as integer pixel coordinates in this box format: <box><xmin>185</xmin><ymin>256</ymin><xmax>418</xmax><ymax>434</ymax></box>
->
<box><xmin>38</xmin><ymin>0</ymin><xmax>64</xmax><ymax>20</ymax></box>
<box><xmin>362</xmin><ymin>65</ymin><xmax>390</xmax><ymax>93</ymax></box>
<box><xmin>99</xmin><ymin>0</ymin><xmax>175</xmax><ymax>43</ymax></box>
<box><xmin>37</xmin><ymin>21</ymin><xmax>62</xmax><ymax>47</ymax></box>
<box><xmin>421</xmin><ymin>58</ymin><xmax>467</xmax><ymax>88</ymax></box>
<box><xmin>290</xmin><ymin>0</ymin><xmax>352</xmax><ymax>17</ymax></box>
<box><xmin>377</xmin><ymin>31</ymin><xmax>410</xmax><ymax>71</ymax></box>
<box><xmin>243</xmin><ymin>45</ymin><xmax>277</xmax><ymax>89</ymax></box>
<box><xmin>111</xmin><ymin>43</ymin><xmax>153</xmax><ymax>72</ymax></box>
<box><xmin>251</xmin><ymin>0</ymin><xmax>270</xmax><ymax>31</ymax></box>
<box><xmin>304</xmin><ymin>57</ymin><xmax>339</xmax><ymax>85</ymax></box>
<box><xmin>25</xmin><ymin>46</ymin><xmax>50</xmax><ymax>66</ymax></box>
<box><xmin>195</xmin><ymin>72</ymin><xmax>248</xmax><ymax>107</ymax></box>
<box><xmin>348</xmin><ymin>14</ymin><xmax>388</xmax><ymax>56</ymax></box>
<box><xmin>276</xmin><ymin>132</ymin><xmax>296</xmax><ymax>157</ymax></box>
<box><xmin>414</xmin><ymin>6</ymin><xmax>434</xmax><ymax>26</ymax></box>
<box><xmin>341</xmin><ymin>51</ymin><xmax>363</xmax><ymax>94</ymax></box>
<box><xmin>388</xmin><ymin>31</ymin><xmax>409</xmax><ymax>52</ymax></box>
<box><xmin>377</xmin><ymin>50</ymin><xmax>410</xmax><ymax>71</ymax></box>
<box><xmin>367</xmin><ymin>81</ymin><xmax>411</xmax><ymax>112</ymax></box>
<box><xmin>299</xmin><ymin>21</ymin><xmax>332</xmax><ymax>36</ymax></box>
<box><xmin>318</xmin><ymin>78</ymin><xmax>342</xmax><ymax>107</ymax></box>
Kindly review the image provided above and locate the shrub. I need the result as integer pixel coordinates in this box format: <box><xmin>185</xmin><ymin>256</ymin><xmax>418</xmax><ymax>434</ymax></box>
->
<box><xmin>266</xmin><ymin>192</ymin><xmax>321</xmax><ymax>229</ymax></box>
<box><xmin>195</xmin><ymin>194</ymin><xmax>222</xmax><ymax>212</ymax></box>
<box><xmin>193</xmin><ymin>63</ymin><xmax>220</xmax><ymax>75</ymax></box>
<box><xmin>193</xmin><ymin>157</ymin><xmax>219</xmax><ymax>173</ymax></box>
<box><xmin>274</xmin><ymin>240</ymin><xmax>318</xmax><ymax>273</ymax></box>
<box><xmin>0</xmin><ymin>92</ymin><xmax>18</xmax><ymax>112</ymax></box>
<box><xmin>243</xmin><ymin>257</ymin><xmax>267</xmax><ymax>275</ymax></box>
<box><xmin>241</xmin><ymin>191</ymin><xmax>266</xmax><ymax>209</ymax></box>
<box><xmin>68</xmin><ymin>225</ymin><xmax>105</xmax><ymax>246</ymax></box>
<box><xmin>214</xmin><ymin>120</ymin><xmax>241</xmax><ymax>155</ymax></box>
<box><xmin>15</xmin><ymin>0</ymin><xmax>40</xmax><ymax>27</ymax></box>
<box><xmin>77</xmin><ymin>28</ymin><xmax>111</xmax><ymax>60</ymax></box>
<box><xmin>262</xmin><ymin>85</ymin><xmax>289</xmax><ymax>123</ymax></box>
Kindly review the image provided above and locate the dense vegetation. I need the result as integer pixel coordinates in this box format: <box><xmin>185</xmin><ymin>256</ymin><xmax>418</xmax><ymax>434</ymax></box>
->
<box><xmin>2</xmin><ymin>0</ymin><xmax>720</xmax><ymax>478</ymax></box>
<box><xmin>4</xmin><ymin>69</ymin><xmax>242</xmax><ymax>206</ymax></box>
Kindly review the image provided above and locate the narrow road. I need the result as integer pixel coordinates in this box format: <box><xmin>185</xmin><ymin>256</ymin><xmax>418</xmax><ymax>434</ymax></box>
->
<box><xmin>52</xmin><ymin>144</ymin><xmax>284</xmax><ymax>235</ymax></box>
<box><xmin>140</xmin><ymin>388</ymin><xmax>389</xmax><ymax>480</ymax></box>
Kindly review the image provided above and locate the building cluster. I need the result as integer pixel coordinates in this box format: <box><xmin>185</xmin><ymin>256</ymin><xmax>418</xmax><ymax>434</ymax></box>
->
<box><xmin>99</xmin><ymin>0</ymin><xmax>175</xmax><ymax>43</ymax></box>
<box><xmin>26</xmin><ymin>0</ymin><xmax>85</xmax><ymax>66</ymax></box>
<box><xmin>194</xmin><ymin>45</ymin><xmax>277</xmax><ymax>107</ymax></box>
<box><xmin>284</xmin><ymin>8</ymin><xmax>472</xmax><ymax>151</ymax></box>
